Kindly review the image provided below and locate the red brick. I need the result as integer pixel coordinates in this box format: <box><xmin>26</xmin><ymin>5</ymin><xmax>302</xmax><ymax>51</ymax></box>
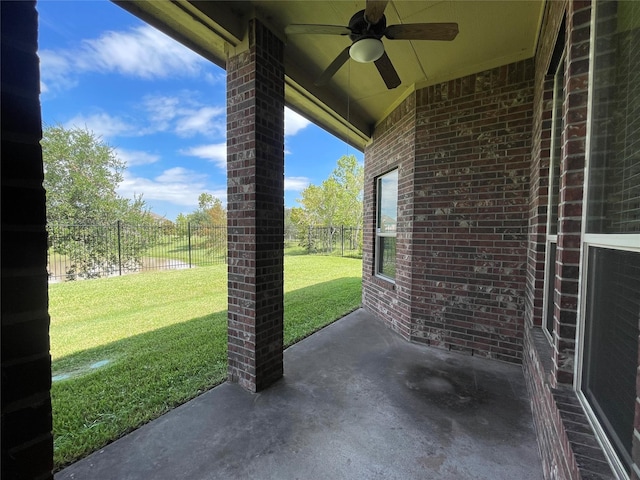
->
<box><xmin>226</xmin><ymin>19</ymin><xmax>284</xmax><ymax>393</ymax></box>
<box><xmin>363</xmin><ymin>60</ymin><xmax>533</xmax><ymax>361</ymax></box>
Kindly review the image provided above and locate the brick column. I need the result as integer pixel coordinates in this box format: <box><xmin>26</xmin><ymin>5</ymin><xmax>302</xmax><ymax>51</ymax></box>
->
<box><xmin>1</xmin><ymin>1</ymin><xmax>54</xmax><ymax>478</ymax></box>
<box><xmin>226</xmin><ymin>19</ymin><xmax>284</xmax><ymax>393</ymax></box>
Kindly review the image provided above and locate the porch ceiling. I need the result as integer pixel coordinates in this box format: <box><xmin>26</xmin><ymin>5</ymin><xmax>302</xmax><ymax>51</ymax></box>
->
<box><xmin>115</xmin><ymin>1</ymin><xmax>544</xmax><ymax>149</ymax></box>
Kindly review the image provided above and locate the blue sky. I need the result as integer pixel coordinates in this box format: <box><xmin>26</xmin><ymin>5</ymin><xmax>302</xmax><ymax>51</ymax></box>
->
<box><xmin>37</xmin><ymin>0</ymin><xmax>363</xmax><ymax>221</ymax></box>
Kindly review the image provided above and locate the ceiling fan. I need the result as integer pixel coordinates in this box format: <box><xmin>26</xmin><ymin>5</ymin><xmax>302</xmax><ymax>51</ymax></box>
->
<box><xmin>285</xmin><ymin>0</ymin><xmax>459</xmax><ymax>90</ymax></box>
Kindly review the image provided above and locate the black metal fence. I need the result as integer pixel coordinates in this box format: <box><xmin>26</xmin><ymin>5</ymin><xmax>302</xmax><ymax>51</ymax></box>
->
<box><xmin>47</xmin><ymin>222</ymin><xmax>362</xmax><ymax>282</ymax></box>
<box><xmin>289</xmin><ymin>225</ymin><xmax>362</xmax><ymax>257</ymax></box>
<box><xmin>47</xmin><ymin>222</ymin><xmax>226</xmax><ymax>282</ymax></box>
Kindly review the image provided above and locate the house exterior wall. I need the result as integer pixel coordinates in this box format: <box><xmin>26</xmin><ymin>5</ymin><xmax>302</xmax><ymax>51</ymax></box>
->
<box><xmin>364</xmin><ymin>1</ymin><xmax>635</xmax><ymax>478</ymax></box>
<box><xmin>522</xmin><ymin>1</ymin><xmax>619</xmax><ymax>479</ymax></box>
<box><xmin>1</xmin><ymin>1</ymin><xmax>54</xmax><ymax>479</ymax></box>
<box><xmin>410</xmin><ymin>61</ymin><xmax>534</xmax><ymax>363</ymax></box>
<box><xmin>523</xmin><ymin>0</ymin><xmax>583</xmax><ymax>478</ymax></box>
<box><xmin>362</xmin><ymin>94</ymin><xmax>416</xmax><ymax>340</ymax></box>
<box><xmin>363</xmin><ymin>59</ymin><xmax>534</xmax><ymax>364</ymax></box>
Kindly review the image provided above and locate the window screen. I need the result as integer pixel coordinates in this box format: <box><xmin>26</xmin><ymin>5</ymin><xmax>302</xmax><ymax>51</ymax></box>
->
<box><xmin>582</xmin><ymin>247</ymin><xmax>640</xmax><ymax>471</ymax></box>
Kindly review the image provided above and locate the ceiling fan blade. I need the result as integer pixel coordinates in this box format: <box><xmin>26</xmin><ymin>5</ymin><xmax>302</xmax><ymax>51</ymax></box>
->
<box><xmin>374</xmin><ymin>51</ymin><xmax>401</xmax><ymax>89</ymax></box>
<box><xmin>315</xmin><ymin>46</ymin><xmax>351</xmax><ymax>87</ymax></box>
<box><xmin>364</xmin><ymin>0</ymin><xmax>388</xmax><ymax>24</ymax></box>
<box><xmin>385</xmin><ymin>23</ymin><xmax>459</xmax><ymax>41</ymax></box>
<box><xmin>285</xmin><ymin>24</ymin><xmax>351</xmax><ymax>36</ymax></box>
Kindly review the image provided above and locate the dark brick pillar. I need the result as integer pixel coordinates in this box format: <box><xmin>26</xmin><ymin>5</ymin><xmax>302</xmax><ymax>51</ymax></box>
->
<box><xmin>1</xmin><ymin>1</ymin><xmax>54</xmax><ymax>479</ymax></box>
<box><xmin>226</xmin><ymin>19</ymin><xmax>284</xmax><ymax>393</ymax></box>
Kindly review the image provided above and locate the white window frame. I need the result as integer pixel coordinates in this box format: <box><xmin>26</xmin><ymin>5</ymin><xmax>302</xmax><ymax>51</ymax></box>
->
<box><xmin>576</xmin><ymin>237</ymin><xmax>640</xmax><ymax>480</ymax></box>
<box><xmin>375</xmin><ymin>169</ymin><xmax>398</xmax><ymax>282</ymax></box>
<box><xmin>574</xmin><ymin>3</ymin><xmax>640</xmax><ymax>478</ymax></box>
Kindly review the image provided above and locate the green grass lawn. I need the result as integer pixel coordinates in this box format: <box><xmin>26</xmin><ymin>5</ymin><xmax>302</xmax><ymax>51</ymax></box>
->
<box><xmin>50</xmin><ymin>255</ymin><xmax>362</xmax><ymax>470</ymax></box>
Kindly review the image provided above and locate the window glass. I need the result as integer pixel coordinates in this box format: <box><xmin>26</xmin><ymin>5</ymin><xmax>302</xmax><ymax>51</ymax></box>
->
<box><xmin>377</xmin><ymin>237</ymin><xmax>396</xmax><ymax>279</ymax></box>
<box><xmin>376</xmin><ymin>170</ymin><xmax>398</xmax><ymax>280</ymax></box>
<box><xmin>586</xmin><ymin>0</ymin><xmax>640</xmax><ymax>234</ymax></box>
<box><xmin>581</xmin><ymin>1</ymin><xmax>640</xmax><ymax>476</ymax></box>
<box><xmin>377</xmin><ymin>170</ymin><xmax>398</xmax><ymax>233</ymax></box>
<box><xmin>582</xmin><ymin>247</ymin><xmax>640</xmax><ymax>472</ymax></box>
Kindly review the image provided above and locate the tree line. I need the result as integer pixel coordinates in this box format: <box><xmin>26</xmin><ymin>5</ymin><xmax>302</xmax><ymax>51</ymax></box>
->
<box><xmin>43</xmin><ymin>125</ymin><xmax>363</xmax><ymax>277</ymax></box>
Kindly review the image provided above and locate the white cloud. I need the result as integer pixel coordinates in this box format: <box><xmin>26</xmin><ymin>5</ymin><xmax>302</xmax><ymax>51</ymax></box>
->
<box><xmin>143</xmin><ymin>94</ymin><xmax>225</xmax><ymax>138</ymax></box>
<box><xmin>114</xmin><ymin>148</ymin><xmax>160</xmax><ymax>167</ymax></box>
<box><xmin>175</xmin><ymin>106</ymin><xmax>225</xmax><ymax>137</ymax></box>
<box><xmin>39</xmin><ymin>49</ymin><xmax>77</xmax><ymax>94</ymax></box>
<box><xmin>118</xmin><ymin>168</ymin><xmax>225</xmax><ymax>207</ymax></box>
<box><xmin>285</xmin><ymin>176</ymin><xmax>310</xmax><ymax>191</ymax></box>
<box><xmin>64</xmin><ymin>112</ymin><xmax>134</xmax><ymax>138</ymax></box>
<box><xmin>40</xmin><ymin>25</ymin><xmax>206</xmax><ymax>93</ymax></box>
<box><xmin>60</xmin><ymin>93</ymin><xmax>226</xmax><ymax>141</ymax></box>
<box><xmin>80</xmin><ymin>26</ymin><xmax>203</xmax><ymax>78</ymax></box>
<box><xmin>182</xmin><ymin>143</ymin><xmax>227</xmax><ymax>170</ymax></box>
<box><xmin>142</xmin><ymin>95</ymin><xmax>181</xmax><ymax>131</ymax></box>
<box><xmin>285</xmin><ymin>108</ymin><xmax>311</xmax><ymax>136</ymax></box>
<box><xmin>203</xmin><ymin>71</ymin><xmax>226</xmax><ymax>86</ymax></box>
<box><xmin>154</xmin><ymin>167</ymin><xmax>205</xmax><ymax>184</ymax></box>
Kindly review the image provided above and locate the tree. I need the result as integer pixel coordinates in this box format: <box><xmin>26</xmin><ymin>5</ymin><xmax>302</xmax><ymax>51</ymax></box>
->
<box><xmin>175</xmin><ymin>213</ymin><xmax>189</xmax><ymax>237</ymax></box>
<box><xmin>44</xmin><ymin>126</ymin><xmax>134</xmax><ymax>224</ymax></box>
<box><xmin>197</xmin><ymin>192</ymin><xmax>227</xmax><ymax>225</ymax></box>
<box><xmin>284</xmin><ymin>208</ymin><xmax>296</xmax><ymax>245</ymax></box>
<box><xmin>177</xmin><ymin>193</ymin><xmax>227</xmax><ymax>227</ymax></box>
<box><xmin>292</xmin><ymin>155</ymin><xmax>364</xmax><ymax>252</ymax></box>
<box><xmin>176</xmin><ymin>193</ymin><xmax>227</xmax><ymax>261</ymax></box>
<box><xmin>42</xmin><ymin>125</ymin><xmax>155</xmax><ymax>279</ymax></box>
<box><xmin>331</xmin><ymin>154</ymin><xmax>364</xmax><ymax>230</ymax></box>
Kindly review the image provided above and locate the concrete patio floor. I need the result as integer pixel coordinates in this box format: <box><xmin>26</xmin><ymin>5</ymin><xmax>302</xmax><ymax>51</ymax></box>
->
<box><xmin>56</xmin><ymin>309</ymin><xmax>543</xmax><ymax>480</ymax></box>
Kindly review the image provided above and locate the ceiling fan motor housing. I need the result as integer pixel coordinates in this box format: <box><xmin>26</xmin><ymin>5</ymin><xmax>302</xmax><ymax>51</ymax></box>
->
<box><xmin>349</xmin><ymin>9</ymin><xmax>386</xmax><ymax>41</ymax></box>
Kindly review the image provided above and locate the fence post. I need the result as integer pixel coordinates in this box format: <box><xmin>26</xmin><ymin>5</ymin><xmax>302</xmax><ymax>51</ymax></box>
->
<box><xmin>341</xmin><ymin>225</ymin><xmax>344</xmax><ymax>257</ymax></box>
<box><xmin>188</xmin><ymin>222</ymin><xmax>192</xmax><ymax>268</ymax></box>
<box><xmin>117</xmin><ymin>220</ymin><xmax>122</xmax><ymax>276</ymax></box>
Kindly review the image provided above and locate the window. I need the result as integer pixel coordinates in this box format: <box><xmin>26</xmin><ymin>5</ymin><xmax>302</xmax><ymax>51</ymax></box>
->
<box><xmin>579</xmin><ymin>1</ymin><xmax>640</xmax><ymax>477</ymax></box>
<box><xmin>582</xmin><ymin>247</ymin><xmax>640</xmax><ymax>474</ymax></box>
<box><xmin>375</xmin><ymin>169</ymin><xmax>398</xmax><ymax>280</ymax></box>
<box><xmin>543</xmin><ymin>48</ymin><xmax>565</xmax><ymax>340</ymax></box>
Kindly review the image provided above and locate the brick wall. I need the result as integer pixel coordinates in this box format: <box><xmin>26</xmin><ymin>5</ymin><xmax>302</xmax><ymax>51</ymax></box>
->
<box><xmin>524</xmin><ymin>72</ymin><xmax>553</xmax><ymax>333</ymax></box>
<box><xmin>364</xmin><ymin>59</ymin><xmax>535</xmax><ymax>362</ymax></box>
<box><xmin>522</xmin><ymin>1</ymin><xmax>576</xmax><ymax>478</ymax></box>
<box><xmin>524</xmin><ymin>328</ymin><xmax>577</xmax><ymax>479</ymax></box>
<box><xmin>226</xmin><ymin>19</ymin><xmax>285</xmax><ymax>393</ymax></box>
<box><xmin>521</xmin><ymin>1</ymin><xmax>618</xmax><ymax>479</ymax></box>
<box><xmin>362</xmin><ymin>93</ymin><xmax>416</xmax><ymax>339</ymax></box>
<box><xmin>552</xmin><ymin>0</ymin><xmax>591</xmax><ymax>388</ymax></box>
<box><xmin>410</xmin><ymin>60</ymin><xmax>533</xmax><ymax>362</ymax></box>
<box><xmin>1</xmin><ymin>1</ymin><xmax>54</xmax><ymax>479</ymax></box>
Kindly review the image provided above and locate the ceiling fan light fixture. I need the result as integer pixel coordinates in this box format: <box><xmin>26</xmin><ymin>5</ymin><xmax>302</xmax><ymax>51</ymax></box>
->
<box><xmin>349</xmin><ymin>38</ymin><xmax>384</xmax><ymax>63</ymax></box>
